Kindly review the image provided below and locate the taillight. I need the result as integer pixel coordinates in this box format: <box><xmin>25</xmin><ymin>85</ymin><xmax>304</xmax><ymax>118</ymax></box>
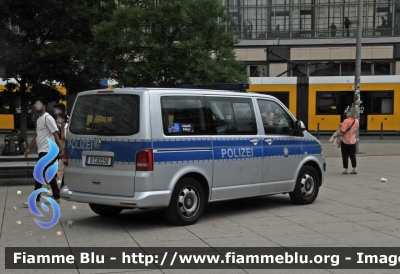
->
<box><xmin>63</xmin><ymin>147</ymin><xmax>68</xmax><ymax>166</ymax></box>
<box><xmin>136</xmin><ymin>149</ymin><xmax>153</xmax><ymax>171</ymax></box>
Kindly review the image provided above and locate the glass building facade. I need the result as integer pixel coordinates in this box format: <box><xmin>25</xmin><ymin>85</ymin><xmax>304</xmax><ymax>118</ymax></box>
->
<box><xmin>223</xmin><ymin>0</ymin><xmax>400</xmax><ymax>39</ymax></box>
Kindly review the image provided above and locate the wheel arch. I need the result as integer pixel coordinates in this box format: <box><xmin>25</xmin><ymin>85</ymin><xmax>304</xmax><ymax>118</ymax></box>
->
<box><xmin>302</xmin><ymin>160</ymin><xmax>322</xmax><ymax>186</ymax></box>
<box><xmin>179</xmin><ymin>172</ymin><xmax>210</xmax><ymax>203</ymax></box>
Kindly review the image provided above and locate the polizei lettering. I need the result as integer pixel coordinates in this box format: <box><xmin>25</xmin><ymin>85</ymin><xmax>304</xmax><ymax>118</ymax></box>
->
<box><xmin>221</xmin><ymin>148</ymin><xmax>253</xmax><ymax>159</ymax></box>
<box><xmin>67</xmin><ymin>139</ymin><xmax>93</xmax><ymax>150</ymax></box>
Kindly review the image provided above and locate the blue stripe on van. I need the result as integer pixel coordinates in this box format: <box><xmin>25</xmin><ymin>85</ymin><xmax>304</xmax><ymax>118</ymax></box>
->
<box><xmin>302</xmin><ymin>139</ymin><xmax>320</xmax><ymax>145</ymax></box>
<box><xmin>154</xmin><ymin>150</ymin><xmax>213</xmax><ymax>163</ymax></box>
<box><xmin>303</xmin><ymin>144</ymin><xmax>321</xmax><ymax>155</ymax></box>
<box><xmin>263</xmin><ymin>145</ymin><xmax>303</xmax><ymax>158</ymax></box>
<box><xmin>67</xmin><ymin>137</ymin><xmax>320</xmax><ymax>164</ymax></box>
<box><xmin>266</xmin><ymin>139</ymin><xmax>304</xmax><ymax>146</ymax></box>
<box><xmin>301</xmin><ymin>139</ymin><xmax>321</xmax><ymax>155</ymax></box>
<box><xmin>67</xmin><ymin>139</ymin><xmax>152</xmax><ymax>162</ymax></box>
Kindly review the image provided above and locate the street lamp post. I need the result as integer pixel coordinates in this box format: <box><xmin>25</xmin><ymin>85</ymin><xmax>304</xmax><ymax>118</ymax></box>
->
<box><xmin>354</xmin><ymin>0</ymin><xmax>363</xmax><ymax>153</ymax></box>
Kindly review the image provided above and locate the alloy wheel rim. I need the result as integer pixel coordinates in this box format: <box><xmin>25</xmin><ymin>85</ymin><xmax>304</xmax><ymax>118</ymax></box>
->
<box><xmin>300</xmin><ymin>173</ymin><xmax>315</xmax><ymax>198</ymax></box>
<box><xmin>178</xmin><ymin>186</ymin><xmax>199</xmax><ymax>218</ymax></box>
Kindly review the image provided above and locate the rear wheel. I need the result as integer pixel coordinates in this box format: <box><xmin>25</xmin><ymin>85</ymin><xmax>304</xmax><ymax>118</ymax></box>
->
<box><xmin>164</xmin><ymin>177</ymin><xmax>205</xmax><ymax>226</ymax></box>
<box><xmin>289</xmin><ymin>165</ymin><xmax>320</xmax><ymax>205</ymax></box>
<box><xmin>89</xmin><ymin>203</ymin><xmax>123</xmax><ymax>216</ymax></box>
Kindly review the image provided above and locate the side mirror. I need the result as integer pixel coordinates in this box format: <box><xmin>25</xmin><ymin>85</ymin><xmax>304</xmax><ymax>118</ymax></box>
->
<box><xmin>295</xmin><ymin>120</ymin><xmax>306</xmax><ymax>136</ymax></box>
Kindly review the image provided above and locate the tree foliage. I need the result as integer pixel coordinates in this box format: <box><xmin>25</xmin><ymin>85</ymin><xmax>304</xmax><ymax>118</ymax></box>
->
<box><xmin>91</xmin><ymin>0</ymin><xmax>248</xmax><ymax>87</ymax></box>
<box><xmin>0</xmin><ymin>0</ymin><xmax>117</xmax><ymax>138</ymax></box>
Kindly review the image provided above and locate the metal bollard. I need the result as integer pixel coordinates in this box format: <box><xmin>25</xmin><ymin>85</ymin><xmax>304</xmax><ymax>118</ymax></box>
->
<box><xmin>380</xmin><ymin>122</ymin><xmax>383</xmax><ymax>140</ymax></box>
<box><xmin>317</xmin><ymin>123</ymin><xmax>320</xmax><ymax>140</ymax></box>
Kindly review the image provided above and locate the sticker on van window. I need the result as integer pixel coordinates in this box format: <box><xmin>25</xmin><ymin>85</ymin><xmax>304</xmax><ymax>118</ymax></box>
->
<box><xmin>168</xmin><ymin>123</ymin><xmax>194</xmax><ymax>133</ymax></box>
<box><xmin>181</xmin><ymin>123</ymin><xmax>194</xmax><ymax>133</ymax></box>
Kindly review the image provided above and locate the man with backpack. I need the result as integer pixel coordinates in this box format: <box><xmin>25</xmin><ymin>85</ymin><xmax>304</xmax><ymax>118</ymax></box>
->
<box><xmin>2</xmin><ymin>130</ymin><xmax>26</xmax><ymax>155</ymax></box>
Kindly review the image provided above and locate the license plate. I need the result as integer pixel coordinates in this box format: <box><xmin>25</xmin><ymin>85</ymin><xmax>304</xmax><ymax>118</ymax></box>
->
<box><xmin>86</xmin><ymin>156</ymin><xmax>112</xmax><ymax>166</ymax></box>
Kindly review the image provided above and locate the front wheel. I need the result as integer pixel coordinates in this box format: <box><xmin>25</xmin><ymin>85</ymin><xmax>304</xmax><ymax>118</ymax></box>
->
<box><xmin>289</xmin><ymin>165</ymin><xmax>320</xmax><ymax>205</ymax></box>
<box><xmin>89</xmin><ymin>203</ymin><xmax>123</xmax><ymax>216</ymax></box>
<box><xmin>164</xmin><ymin>177</ymin><xmax>205</xmax><ymax>226</ymax></box>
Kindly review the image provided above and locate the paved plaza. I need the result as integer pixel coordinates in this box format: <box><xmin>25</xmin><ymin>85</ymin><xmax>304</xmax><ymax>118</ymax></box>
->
<box><xmin>1</xmin><ymin>138</ymin><xmax>400</xmax><ymax>273</ymax></box>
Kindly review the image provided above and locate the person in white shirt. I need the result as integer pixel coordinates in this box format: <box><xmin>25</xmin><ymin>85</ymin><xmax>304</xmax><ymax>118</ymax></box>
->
<box><xmin>261</xmin><ymin>104</ymin><xmax>274</xmax><ymax>125</ymax></box>
<box><xmin>23</xmin><ymin>98</ymin><xmax>64</xmax><ymax>207</ymax></box>
<box><xmin>48</xmin><ymin>103</ymin><xmax>69</xmax><ymax>193</ymax></box>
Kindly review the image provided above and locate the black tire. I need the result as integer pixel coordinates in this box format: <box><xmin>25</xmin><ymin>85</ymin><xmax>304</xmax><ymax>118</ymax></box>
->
<box><xmin>89</xmin><ymin>203</ymin><xmax>123</xmax><ymax>217</ymax></box>
<box><xmin>289</xmin><ymin>165</ymin><xmax>320</xmax><ymax>205</ymax></box>
<box><xmin>164</xmin><ymin>177</ymin><xmax>205</xmax><ymax>226</ymax></box>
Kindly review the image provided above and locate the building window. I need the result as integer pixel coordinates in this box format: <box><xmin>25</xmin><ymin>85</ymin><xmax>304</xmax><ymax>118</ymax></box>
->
<box><xmin>247</xmin><ymin>65</ymin><xmax>267</xmax><ymax>77</ymax></box>
<box><xmin>223</xmin><ymin>0</ymin><xmax>400</xmax><ymax>39</ymax></box>
<box><xmin>289</xmin><ymin>61</ymin><xmax>393</xmax><ymax>76</ymax></box>
<box><xmin>373</xmin><ymin>62</ymin><xmax>391</xmax><ymax>75</ymax></box>
<box><xmin>341</xmin><ymin>62</ymin><xmax>375</xmax><ymax>76</ymax></box>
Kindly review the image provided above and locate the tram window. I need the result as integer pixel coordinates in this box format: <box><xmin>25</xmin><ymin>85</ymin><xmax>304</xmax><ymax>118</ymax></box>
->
<box><xmin>316</xmin><ymin>93</ymin><xmax>337</xmax><ymax>114</ymax></box>
<box><xmin>370</xmin><ymin>92</ymin><xmax>393</xmax><ymax>114</ymax></box>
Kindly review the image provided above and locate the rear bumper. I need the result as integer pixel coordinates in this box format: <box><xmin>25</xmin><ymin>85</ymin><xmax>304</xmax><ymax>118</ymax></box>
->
<box><xmin>60</xmin><ymin>185</ymin><xmax>171</xmax><ymax>208</ymax></box>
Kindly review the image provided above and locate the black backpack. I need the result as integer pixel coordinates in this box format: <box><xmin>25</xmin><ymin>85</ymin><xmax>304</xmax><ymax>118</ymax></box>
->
<box><xmin>3</xmin><ymin>134</ymin><xmax>20</xmax><ymax>155</ymax></box>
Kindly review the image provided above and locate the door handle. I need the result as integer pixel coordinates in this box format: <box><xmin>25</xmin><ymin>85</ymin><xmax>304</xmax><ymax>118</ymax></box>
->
<box><xmin>265</xmin><ymin>138</ymin><xmax>273</xmax><ymax>145</ymax></box>
<box><xmin>250</xmin><ymin>139</ymin><xmax>259</xmax><ymax>145</ymax></box>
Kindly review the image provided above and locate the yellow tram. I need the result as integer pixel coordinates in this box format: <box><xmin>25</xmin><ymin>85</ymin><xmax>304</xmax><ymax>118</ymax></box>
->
<box><xmin>249</xmin><ymin>76</ymin><xmax>400</xmax><ymax>132</ymax></box>
<box><xmin>0</xmin><ymin>79</ymin><xmax>67</xmax><ymax>130</ymax></box>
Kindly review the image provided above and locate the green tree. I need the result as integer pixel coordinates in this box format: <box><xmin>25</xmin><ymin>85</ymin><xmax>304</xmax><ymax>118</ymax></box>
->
<box><xmin>90</xmin><ymin>0</ymin><xmax>248</xmax><ymax>87</ymax></box>
<box><xmin>0</xmin><ymin>0</ymin><xmax>117</xmax><ymax>141</ymax></box>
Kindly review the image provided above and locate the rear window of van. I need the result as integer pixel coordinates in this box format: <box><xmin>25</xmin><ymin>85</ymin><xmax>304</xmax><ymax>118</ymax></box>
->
<box><xmin>69</xmin><ymin>94</ymin><xmax>139</xmax><ymax>135</ymax></box>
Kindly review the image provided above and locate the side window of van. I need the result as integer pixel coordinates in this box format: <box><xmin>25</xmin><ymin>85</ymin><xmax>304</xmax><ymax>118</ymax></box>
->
<box><xmin>257</xmin><ymin>100</ymin><xmax>295</xmax><ymax>135</ymax></box>
<box><xmin>161</xmin><ymin>96</ymin><xmax>209</xmax><ymax>135</ymax></box>
<box><xmin>205</xmin><ymin>97</ymin><xmax>257</xmax><ymax>135</ymax></box>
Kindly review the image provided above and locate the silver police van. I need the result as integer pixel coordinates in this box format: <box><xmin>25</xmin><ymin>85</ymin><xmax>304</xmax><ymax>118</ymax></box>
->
<box><xmin>61</xmin><ymin>88</ymin><xmax>325</xmax><ymax>225</ymax></box>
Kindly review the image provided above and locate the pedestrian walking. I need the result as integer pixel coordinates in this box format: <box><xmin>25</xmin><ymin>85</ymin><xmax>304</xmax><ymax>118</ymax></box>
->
<box><xmin>23</xmin><ymin>97</ymin><xmax>64</xmax><ymax>207</ymax></box>
<box><xmin>53</xmin><ymin>103</ymin><xmax>69</xmax><ymax>190</ymax></box>
<box><xmin>340</xmin><ymin>108</ymin><xmax>359</xmax><ymax>175</ymax></box>
<box><xmin>343</xmin><ymin>17</ymin><xmax>350</xmax><ymax>36</ymax></box>
<box><xmin>56</xmin><ymin>113</ymin><xmax>68</xmax><ymax>189</ymax></box>
<box><xmin>330</xmin><ymin>23</ymin><xmax>337</xmax><ymax>37</ymax></box>
<box><xmin>243</xmin><ymin>21</ymin><xmax>248</xmax><ymax>39</ymax></box>
<box><xmin>248</xmin><ymin>20</ymin><xmax>253</xmax><ymax>38</ymax></box>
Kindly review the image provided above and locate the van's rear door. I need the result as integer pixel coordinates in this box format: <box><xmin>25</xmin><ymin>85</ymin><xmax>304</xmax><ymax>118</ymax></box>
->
<box><xmin>65</xmin><ymin>90</ymin><xmax>150</xmax><ymax>197</ymax></box>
